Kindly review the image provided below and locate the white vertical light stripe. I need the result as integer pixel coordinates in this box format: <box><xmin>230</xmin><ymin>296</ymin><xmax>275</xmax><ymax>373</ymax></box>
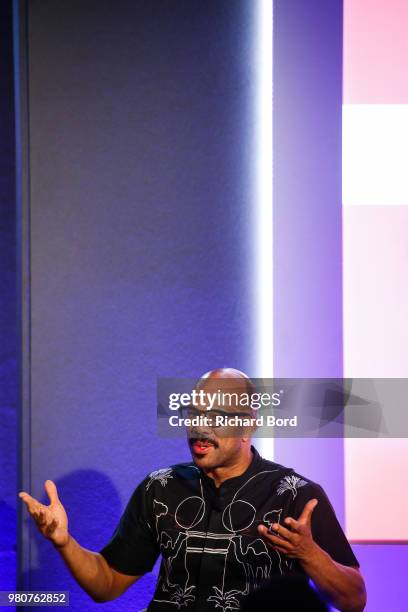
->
<box><xmin>255</xmin><ymin>0</ymin><xmax>273</xmax><ymax>459</ymax></box>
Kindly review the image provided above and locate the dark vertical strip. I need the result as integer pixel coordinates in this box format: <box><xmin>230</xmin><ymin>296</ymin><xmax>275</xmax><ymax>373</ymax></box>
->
<box><xmin>13</xmin><ymin>0</ymin><xmax>31</xmax><ymax>589</ymax></box>
<box><xmin>0</xmin><ymin>0</ymin><xmax>17</xmax><ymax>592</ymax></box>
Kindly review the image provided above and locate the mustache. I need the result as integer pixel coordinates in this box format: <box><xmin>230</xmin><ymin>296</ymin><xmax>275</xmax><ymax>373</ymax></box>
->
<box><xmin>188</xmin><ymin>434</ymin><xmax>219</xmax><ymax>448</ymax></box>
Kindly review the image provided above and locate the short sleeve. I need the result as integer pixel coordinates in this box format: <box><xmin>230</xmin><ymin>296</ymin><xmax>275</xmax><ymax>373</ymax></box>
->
<box><xmin>293</xmin><ymin>482</ymin><xmax>359</xmax><ymax>568</ymax></box>
<box><xmin>99</xmin><ymin>478</ymin><xmax>160</xmax><ymax>576</ymax></box>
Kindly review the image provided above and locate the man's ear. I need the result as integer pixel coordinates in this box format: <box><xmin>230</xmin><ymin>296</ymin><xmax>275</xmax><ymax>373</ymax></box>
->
<box><xmin>245</xmin><ymin>410</ymin><xmax>258</xmax><ymax>440</ymax></box>
<box><xmin>242</xmin><ymin>427</ymin><xmax>255</xmax><ymax>442</ymax></box>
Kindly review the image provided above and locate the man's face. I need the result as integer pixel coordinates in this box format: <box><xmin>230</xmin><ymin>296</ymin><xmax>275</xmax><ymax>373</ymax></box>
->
<box><xmin>186</xmin><ymin>377</ymin><xmax>252</xmax><ymax>470</ymax></box>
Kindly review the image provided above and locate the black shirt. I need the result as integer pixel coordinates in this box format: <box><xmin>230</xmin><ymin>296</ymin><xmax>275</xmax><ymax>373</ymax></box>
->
<box><xmin>100</xmin><ymin>448</ymin><xmax>359</xmax><ymax>611</ymax></box>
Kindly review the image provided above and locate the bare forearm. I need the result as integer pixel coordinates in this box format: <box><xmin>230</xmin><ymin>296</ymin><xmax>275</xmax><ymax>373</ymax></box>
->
<box><xmin>300</xmin><ymin>544</ymin><xmax>366</xmax><ymax>612</ymax></box>
<box><xmin>55</xmin><ymin>535</ymin><xmax>113</xmax><ymax>602</ymax></box>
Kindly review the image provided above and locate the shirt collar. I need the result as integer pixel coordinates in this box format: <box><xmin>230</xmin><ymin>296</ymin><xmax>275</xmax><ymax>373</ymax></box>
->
<box><xmin>199</xmin><ymin>445</ymin><xmax>263</xmax><ymax>492</ymax></box>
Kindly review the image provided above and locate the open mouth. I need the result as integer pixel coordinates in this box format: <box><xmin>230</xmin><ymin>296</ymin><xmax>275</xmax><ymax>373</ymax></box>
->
<box><xmin>189</xmin><ymin>437</ymin><xmax>217</xmax><ymax>454</ymax></box>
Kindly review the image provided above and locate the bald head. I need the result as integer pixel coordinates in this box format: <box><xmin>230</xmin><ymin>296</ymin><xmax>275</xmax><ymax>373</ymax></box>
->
<box><xmin>197</xmin><ymin>368</ymin><xmax>256</xmax><ymax>397</ymax></box>
<box><xmin>200</xmin><ymin>367</ymin><xmax>250</xmax><ymax>380</ymax></box>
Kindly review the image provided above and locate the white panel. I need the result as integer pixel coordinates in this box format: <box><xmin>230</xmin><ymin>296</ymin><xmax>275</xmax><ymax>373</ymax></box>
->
<box><xmin>343</xmin><ymin>104</ymin><xmax>408</xmax><ymax>206</ymax></box>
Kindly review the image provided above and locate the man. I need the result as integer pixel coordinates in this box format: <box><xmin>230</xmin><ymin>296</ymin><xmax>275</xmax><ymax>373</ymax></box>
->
<box><xmin>20</xmin><ymin>368</ymin><xmax>366</xmax><ymax>611</ymax></box>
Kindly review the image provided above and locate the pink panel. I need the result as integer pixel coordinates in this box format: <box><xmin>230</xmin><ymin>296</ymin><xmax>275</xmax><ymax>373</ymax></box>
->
<box><xmin>346</xmin><ymin>439</ymin><xmax>408</xmax><ymax>541</ymax></box>
<box><xmin>344</xmin><ymin>0</ymin><xmax>408</xmax><ymax>103</ymax></box>
<box><xmin>343</xmin><ymin>205</ymin><xmax>408</xmax><ymax>377</ymax></box>
<box><xmin>343</xmin><ymin>205</ymin><xmax>408</xmax><ymax>540</ymax></box>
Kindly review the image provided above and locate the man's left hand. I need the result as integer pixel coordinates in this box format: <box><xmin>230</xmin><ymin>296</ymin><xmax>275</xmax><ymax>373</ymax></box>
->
<box><xmin>258</xmin><ymin>498</ymin><xmax>319</xmax><ymax>562</ymax></box>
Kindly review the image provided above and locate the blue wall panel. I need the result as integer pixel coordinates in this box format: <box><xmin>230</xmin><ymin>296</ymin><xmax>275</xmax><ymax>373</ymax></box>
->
<box><xmin>16</xmin><ymin>1</ymin><xmax>256</xmax><ymax>609</ymax></box>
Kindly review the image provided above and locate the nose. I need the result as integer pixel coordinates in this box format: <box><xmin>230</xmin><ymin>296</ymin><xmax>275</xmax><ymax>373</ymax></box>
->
<box><xmin>188</xmin><ymin>424</ymin><xmax>214</xmax><ymax>440</ymax></box>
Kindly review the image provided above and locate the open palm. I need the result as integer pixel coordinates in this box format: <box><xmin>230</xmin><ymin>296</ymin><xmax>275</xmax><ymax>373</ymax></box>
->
<box><xmin>19</xmin><ymin>480</ymin><xmax>69</xmax><ymax>548</ymax></box>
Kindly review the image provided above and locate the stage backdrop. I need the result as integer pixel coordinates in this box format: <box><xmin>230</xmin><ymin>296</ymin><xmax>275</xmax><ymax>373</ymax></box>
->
<box><xmin>16</xmin><ymin>1</ymin><xmax>406</xmax><ymax>611</ymax></box>
<box><xmin>15</xmin><ymin>1</ymin><xmax>255</xmax><ymax>609</ymax></box>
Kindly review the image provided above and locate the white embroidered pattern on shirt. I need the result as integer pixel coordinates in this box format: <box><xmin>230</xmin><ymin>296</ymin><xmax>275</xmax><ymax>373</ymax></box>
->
<box><xmin>276</xmin><ymin>475</ymin><xmax>308</xmax><ymax>499</ymax></box>
<box><xmin>152</xmin><ymin>469</ymin><xmax>283</xmax><ymax>612</ymax></box>
<box><xmin>146</xmin><ymin>467</ymin><xmax>174</xmax><ymax>491</ymax></box>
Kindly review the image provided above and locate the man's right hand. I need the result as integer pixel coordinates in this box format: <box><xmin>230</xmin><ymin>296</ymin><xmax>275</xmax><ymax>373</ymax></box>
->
<box><xmin>19</xmin><ymin>480</ymin><xmax>139</xmax><ymax>602</ymax></box>
<box><xmin>19</xmin><ymin>480</ymin><xmax>69</xmax><ymax>548</ymax></box>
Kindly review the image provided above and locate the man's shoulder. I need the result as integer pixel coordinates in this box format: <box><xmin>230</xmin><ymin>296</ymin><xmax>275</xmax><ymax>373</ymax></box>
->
<box><xmin>257</xmin><ymin>455</ymin><xmax>325</xmax><ymax>497</ymax></box>
<box><xmin>143</xmin><ymin>461</ymin><xmax>199</xmax><ymax>492</ymax></box>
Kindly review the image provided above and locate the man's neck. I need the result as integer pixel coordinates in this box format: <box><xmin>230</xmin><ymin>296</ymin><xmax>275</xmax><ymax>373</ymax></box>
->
<box><xmin>204</xmin><ymin>448</ymin><xmax>254</xmax><ymax>488</ymax></box>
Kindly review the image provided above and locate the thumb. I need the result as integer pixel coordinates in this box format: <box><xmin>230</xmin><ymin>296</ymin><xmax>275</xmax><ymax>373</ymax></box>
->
<box><xmin>44</xmin><ymin>480</ymin><xmax>60</xmax><ymax>505</ymax></box>
<box><xmin>300</xmin><ymin>498</ymin><xmax>318</xmax><ymax>523</ymax></box>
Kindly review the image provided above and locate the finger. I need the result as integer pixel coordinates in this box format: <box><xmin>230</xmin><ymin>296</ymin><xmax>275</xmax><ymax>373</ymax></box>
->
<box><xmin>20</xmin><ymin>498</ymin><xmax>43</xmax><ymax>518</ymax></box>
<box><xmin>268</xmin><ymin>522</ymin><xmax>297</xmax><ymax>543</ymax></box>
<box><xmin>37</xmin><ymin>508</ymin><xmax>47</xmax><ymax>527</ymax></box>
<box><xmin>32</xmin><ymin>511</ymin><xmax>40</xmax><ymax>522</ymax></box>
<box><xmin>22</xmin><ymin>494</ymin><xmax>42</xmax><ymax>515</ymax></box>
<box><xmin>299</xmin><ymin>498</ymin><xmax>318</xmax><ymax>523</ymax></box>
<box><xmin>38</xmin><ymin>506</ymin><xmax>53</xmax><ymax>526</ymax></box>
<box><xmin>44</xmin><ymin>480</ymin><xmax>59</xmax><ymax>505</ymax></box>
<box><xmin>264</xmin><ymin>533</ymin><xmax>293</xmax><ymax>550</ymax></box>
<box><xmin>283</xmin><ymin>516</ymin><xmax>301</xmax><ymax>532</ymax></box>
<box><xmin>258</xmin><ymin>526</ymin><xmax>293</xmax><ymax>550</ymax></box>
<box><xmin>19</xmin><ymin>492</ymin><xmax>41</xmax><ymax>513</ymax></box>
<box><xmin>33</xmin><ymin>507</ymin><xmax>47</xmax><ymax>524</ymax></box>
